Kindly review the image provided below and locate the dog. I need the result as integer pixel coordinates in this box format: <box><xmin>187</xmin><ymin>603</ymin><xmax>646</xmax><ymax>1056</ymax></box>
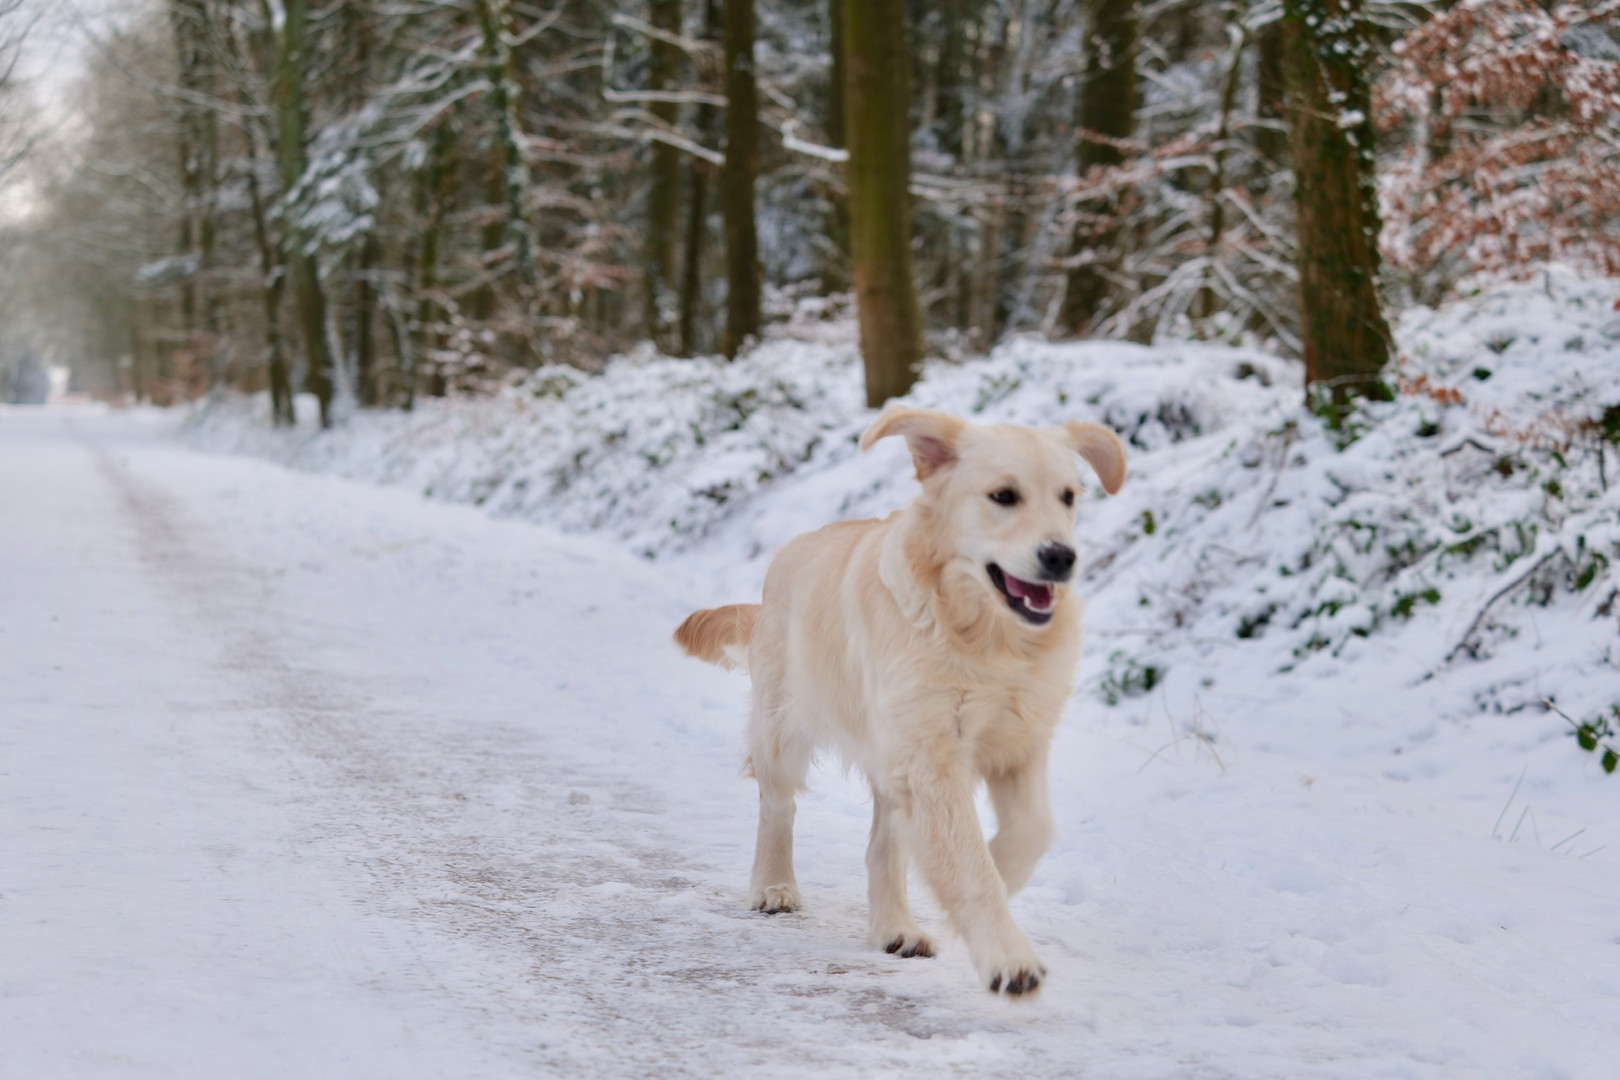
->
<box><xmin>674</xmin><ymin>407</ymin><xmax>1126</xmax><ymax>996</ymax></box>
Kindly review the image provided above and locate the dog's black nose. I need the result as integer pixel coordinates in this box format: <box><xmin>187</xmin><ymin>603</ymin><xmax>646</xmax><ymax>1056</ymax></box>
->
<box><xmin>1038</xmin><ymin>543</ymin><xmax>1076</xmax><ymax>580</ymax></box>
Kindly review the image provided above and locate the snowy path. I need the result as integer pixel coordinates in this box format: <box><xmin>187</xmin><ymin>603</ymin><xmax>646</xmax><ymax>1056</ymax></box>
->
<box><xmin>3</xmin><ymin>409</ymin><xmax>1617</xmax><ymax>1079</ymax></box>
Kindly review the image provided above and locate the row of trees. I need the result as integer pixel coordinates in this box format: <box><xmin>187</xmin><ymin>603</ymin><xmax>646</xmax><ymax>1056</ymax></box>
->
<box><xmin>0</xmin><ymin>0</ymin><xmax>25</xmax><ymax>177</ymax></box>
<box><xmin>0</xmin><ymin>0</ymin><xmax>36</xmax><ymax>401</ymax></box>
<box><xmin>3</xmin><ymin>1</ymin><xmax>1615</xmax><ymax>424</ymax></box>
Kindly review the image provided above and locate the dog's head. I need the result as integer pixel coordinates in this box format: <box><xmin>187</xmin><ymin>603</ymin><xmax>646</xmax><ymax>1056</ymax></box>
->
<box><xmin>861</xmin><ymin>407</ymin><xmax>1126</xmax><ymax>629</ymax></box>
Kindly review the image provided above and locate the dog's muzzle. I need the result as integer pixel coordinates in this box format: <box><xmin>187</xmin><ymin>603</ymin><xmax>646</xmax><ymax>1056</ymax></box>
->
<box><xmin>987</xmin><ymin>564</ymin><xmax>1056</xmax><ymax>625</ymax></box>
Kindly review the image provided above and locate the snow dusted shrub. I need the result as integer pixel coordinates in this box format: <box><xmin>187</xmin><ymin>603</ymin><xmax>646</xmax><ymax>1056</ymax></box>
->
<box><xmin>1274</xmin><ymin>277</ymin><xmax>1620</xmax><ymax>681</ymax></box>
<box><xmin>1059</xmin><ymin>12</ymin><xmax>1300</xmax><ymax>353</ymax></box>
<box><xmin>1576</xmin><ymin>707</ymin><xmax>1620</xmax><ymax>773</ymax></box>
<box><xmin>1063</xmin><ymin>131</ymin><xmax>1299</xmax><ymax>351</ymax></box>
<box><xmin>1545</xmin><ymin>699</ymin><xmax>1620</xmax><ymax>774</ymax></box>
<box><xmin>1031</xmin><ymin>273</ymin><xmax>1619</xmax><ymax>747</ymax></box>
<box><xmin>1376</xmin><ymin>0</ymin><xmax>1620</xmax><ymax>300</ymax></box>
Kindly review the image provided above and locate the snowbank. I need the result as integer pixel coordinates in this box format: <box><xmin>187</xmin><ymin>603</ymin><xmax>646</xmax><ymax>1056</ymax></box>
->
<box><xmin>188</xmin><ymin>270</ymin><xmax>1620</xmax><ymax>785</ymax></box>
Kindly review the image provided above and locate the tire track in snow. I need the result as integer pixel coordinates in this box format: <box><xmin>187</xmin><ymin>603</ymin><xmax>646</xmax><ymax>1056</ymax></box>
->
<box><xmin>90</xmin><ymin>440</ymin><xmax>1053</xmax><ymax>1077</ymax></box>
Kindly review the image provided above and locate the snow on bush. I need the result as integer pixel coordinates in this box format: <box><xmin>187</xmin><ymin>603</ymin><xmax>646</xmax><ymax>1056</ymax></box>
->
<box><xmin>1058</xmin><ymin>270</ymin><xmax>1620</xmax><ymax>738</ymax></box>
<box><xmin>191</xmin><ymin>338</ymin><xmax>865</xmax><ymax>557</ymax></box>
<box><xmin>189</xmin><ymin>271</ymin><xmax>1620</xmax><ymax>761</ymax></box>
<box><xmin>188</xmin><ymin>321</ymin><xmax>1290</xmax><ymax>560</ymax></box>
<box><xmin>1377</xmin><ymin>0</ymin><xmax>1620</xmax><ymax>297</ymax></box>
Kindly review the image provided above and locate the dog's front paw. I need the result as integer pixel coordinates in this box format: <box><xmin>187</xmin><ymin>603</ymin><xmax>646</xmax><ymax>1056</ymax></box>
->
<box><xmin>750</xmin><ymin>883</ymin><xmax>802</xmax><ymax>914</ymax></box>
<box><xmin>980</xmin><ymin>947</ymin><xmax>1047</xmax><ymax>997</ymax></box>
<box><xmin>874</xmin><ymin>928</ymin><xmax>936</xmax><ymax>959</ymax></box>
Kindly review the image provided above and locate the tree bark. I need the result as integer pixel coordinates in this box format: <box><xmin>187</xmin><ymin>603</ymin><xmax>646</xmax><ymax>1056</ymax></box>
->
<box><xmin>346</xmin><ymin>2</ymin><xmax>379</xmax><ymax>405</ymax></box>
<box><xmin>244</xmin><ymin>124</ymin><xmax>293</xmax><ymax>427</ymax></box>
<box><xmin>679</xmin><ymin>0</ymin><xmax>721</xmax><ymax>358</ymax></box>
<box><xmin>1255</xmin><ymin>18</ymin><xmax>1288</xmax><ymax>168</ymax></box>
<box><xmin>225</xmin><ymin>6</ymin><xmax>292</xmax><ymax>424</ymax></box>
<box><xmin>170</xmin><ymin>0</ymin><xmax>201</xmax><ymax>376</ymax></box>
<box><xmin>720</xmin><ymin>0</ymin><xmax>762</xmax><ymax>358</ymax></box>
<box><xmin>645</xmin><ymin>0</ymin><xmax>683</xmax><ymax>352</ymax></box>
<box><xmin>198</xmin><ymin>45</ymin><xmax>224</xmax><ymax>389</ymax></box>
<box><xmin>844</xmin><ymin>0</ymin><xmax>923</xmax><ymax>407</ymax></box>
<box><xmin>353</xmin><ymin>235</ymin><xmax>379</xmax><ymax>406</ymax></box>
<box><xmin>1283</xmin><ymin>0</ymin><xmax>1392</xmax><ymax>420</ymax></box>
<box><xmin>1198</xmin><ymin>18</ymin><xmax>1247</xmax><ymax>320</ymax></box>
<box><xmin>822</xmin><ymin>0</ymin><xmax>849</xmax><ymax>290</ymax></box>
<box><xmin>1061</xmin><ymin>0</ymin><xmax>1136</xmax><ymax>336</ymax></box>
<box><xmin>401</xmin><ymin>122</ymin><xmax>453</xmax><ymax>410</ymax></box>
<box><xmin>475</xmin><ymin>0</ymin><xmax>541</xmax><ymax>316</ymax></box>
<box><xmin>935</xmin><ymin>0</ymin><xmax>973</xmax><ymax>162</ymax></box>
<box><xmin>271</xmin><ymin>0</ymin><xmax>335</xmax><ymax>427</ymax></box>
<box><xmin>678</xmin><ymin>147</ymin><xmax>713</xmax><ymax>358</ymax></box>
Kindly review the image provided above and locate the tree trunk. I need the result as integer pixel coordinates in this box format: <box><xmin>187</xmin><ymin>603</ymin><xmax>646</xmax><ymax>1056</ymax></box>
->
<box><xmin>821</xmin><ymin>0</ymin><xmax>849</xmax><ymax>291</ymax></box>
<box><xmin>1198</xmin><ymin>18</ymin><xmax>1247</xmax><ymax>321</ymax></box>
<box><xmin>475</xmin><ymin>0</ymin><xmax>539</xmax><ymax>305</ymax></box>
<box><xmin>272</xmin><ymin>0</ymin><xmax>335</xmax><ymax>427</ymax></box>
<box><xmin>1061</xmin><ymin>0</ymin><xmax>1136</xmax><ymax>336</ymax></box>
<box><xmin>844</xmin><ymin>0</ymin><xmax>923</xmax><ymax>407</ymax></box>
<box><xmin>244</xmin><ymin>126</ymin><xmax>294</xmax><ymax>427</ymax></box>
<box><xmin>645</xmin><ymin>0</ymin><xmax>683</xmax><ymax>352</ymax></box>
<box><xmin>971</xmin><ymin>203</ymin><xmax>1001</xmax><ymax>351</ymax></box>
<box><xmin>401</xmin><ymin>124</ymin><xmax>452</xmax><ymax>409</ymax></box>
<box><xmin>198</xmin><ymin>5</ymin><xmax>224</xmax><ymax>389</ymax></box>
<box><xmin>679</xmin><ymin>0</ymin><xmax>721</xmax><ymax>358</ymax></box>
<box><xmin>353</xmin><ymin>235</ymin><xmax>379</xmax><ymax>406</ymax></box>
<box><xmin>226</xmin><ymin>7</ymin><xmax>292</xmax><ymax>424</ymax></box>
<box><xmin>174</xmin><ymin>0</ymin><xmax>225</xmax><ymax>391</ymax></box>
<box><xmin>1255</xmin><ymin>18</ymin><xmax>1288</xmax><ymax>168</ymax></box>
<box><xmin>1283</xmin><ymin>0</ymin><xmax>1392</xmax><ymax>420</ymax></box>
<box><xmin>170</xmin><ymin>0</ymin><xmax>201</xmax><ymax>380</ymax></box>
<box><xmin>346</xmin><ymin>2</ymin><xmax>379</xmax><ymax>405</ymax></box>
<box><xmin>720</xmin><ymin>0</ymin><xmax>762</xmax><ymax>358</ymax></box>
<box><xmin>935</xmin><ymin>0</ymin><xmax>973</xmax><ymax>162</ymax></box>
<box><xmin>677</xmin><ymin>150</ymin><xmax>711</xmax><ymax>358</ymax></box>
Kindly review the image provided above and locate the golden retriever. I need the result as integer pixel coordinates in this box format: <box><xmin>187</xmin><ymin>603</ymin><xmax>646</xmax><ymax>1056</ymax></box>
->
<box><xmin>674</xmin><ymin>407</ymin><xmax>1126</xmax><ymax>996</ymax></box>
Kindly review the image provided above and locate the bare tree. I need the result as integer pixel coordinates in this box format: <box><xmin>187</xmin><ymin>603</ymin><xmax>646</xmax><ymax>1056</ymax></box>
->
<box><xmin>11</xmin><ymin>0</ymin><xmax>1511</xmax><ymax>431</ymax></box>
<box><xmin>0</xmin><ymin>0</ymin><xmax>36</xmax><ymax>185</ymax></box>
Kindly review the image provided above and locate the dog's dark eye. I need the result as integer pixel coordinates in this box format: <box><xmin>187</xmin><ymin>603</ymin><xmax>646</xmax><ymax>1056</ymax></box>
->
<box><xmin>989</xmin><ymin>488</ymin><xmax>1020</xmax><ymax>507</ymax></box>
<box><xmin>1061</xmin><ymin>488</ymin><xmax>1075</xmax><ymax>507</ymax></box>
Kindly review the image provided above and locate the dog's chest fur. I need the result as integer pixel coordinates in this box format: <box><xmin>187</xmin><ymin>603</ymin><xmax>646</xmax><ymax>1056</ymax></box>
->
<box><xmin>909</xmin><ymin>637</ymin><xmax>1077</xmax><ymax>774</ymax></box>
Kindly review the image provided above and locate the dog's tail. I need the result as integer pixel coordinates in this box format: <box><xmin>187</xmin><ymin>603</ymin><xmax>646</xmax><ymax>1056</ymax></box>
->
<box><xmin>673</xmin><ymin>604</ymin><xmax>759</xmax><ymax>672</ymax></box>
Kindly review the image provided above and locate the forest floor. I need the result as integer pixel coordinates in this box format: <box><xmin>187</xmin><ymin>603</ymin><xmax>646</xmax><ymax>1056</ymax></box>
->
<box><xmin>6</xmin><ymin>275</ymin><xmax>1620</xmax><ymax>1078</ymax></box>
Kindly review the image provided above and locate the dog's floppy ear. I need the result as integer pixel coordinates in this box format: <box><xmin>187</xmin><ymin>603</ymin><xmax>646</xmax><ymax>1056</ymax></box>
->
<box><xmin>1063</xmin><ymin>421</ymin><xmax>1127</xmax><ymax>495</ymax></box>
<box><xmin>860</xmin><ymin>407</ymin><xmax>967</xmax><ymax>480</ymax></box>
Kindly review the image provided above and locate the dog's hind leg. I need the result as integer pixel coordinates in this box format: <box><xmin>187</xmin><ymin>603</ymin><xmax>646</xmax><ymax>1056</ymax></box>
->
<box><xmin>746</xmin><ymin>690</ymin><xmax>810</xmax><ymax>914</ymax></box>
<box><xmin>865</xmin><ymin>784</ymin><xmax>935</xmax><ymax>957</ymax></box>
<box><xmin>986</xmin><ymin>749</ymin><xmax>1057</xmax><ymax>896</ymax></box>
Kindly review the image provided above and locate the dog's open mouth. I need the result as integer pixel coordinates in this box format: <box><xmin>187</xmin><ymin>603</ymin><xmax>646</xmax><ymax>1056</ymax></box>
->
<box><xmin>987</xmin><ymin>564</ymin><xmax>1055</xmax><ymax>625</ymax></box>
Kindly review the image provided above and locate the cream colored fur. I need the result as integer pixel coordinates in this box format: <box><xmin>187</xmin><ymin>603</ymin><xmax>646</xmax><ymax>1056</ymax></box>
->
<box><xmin>674</xmin><ymin>407</ymin><xmax>1126</xmax><ymax>997</ymax></box>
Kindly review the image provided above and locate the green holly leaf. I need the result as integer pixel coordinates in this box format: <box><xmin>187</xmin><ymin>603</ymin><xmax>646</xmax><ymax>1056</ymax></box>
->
<box><xmin>1578</xmin><ymin>726</ymin><xmax>1598</xmax><ymax>751</ymax></box>
<box><xmin>1603</xmin><ymin>748</ymin><xmax>1618</xmax><ymax>775</ymax></box>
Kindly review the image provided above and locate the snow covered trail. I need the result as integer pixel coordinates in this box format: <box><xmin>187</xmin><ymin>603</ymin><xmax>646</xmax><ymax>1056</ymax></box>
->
<box><xmin>3</xmin><ymin>409</ymin><xmax>1618</xmax><ymax>1079</ymax></box>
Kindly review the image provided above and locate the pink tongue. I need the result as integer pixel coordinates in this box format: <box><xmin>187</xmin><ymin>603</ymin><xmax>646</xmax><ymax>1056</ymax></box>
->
<box><xmin>1004</xmin><ymin>574</ymin><xmax>1052</xmax><ymax>607</ymax></box>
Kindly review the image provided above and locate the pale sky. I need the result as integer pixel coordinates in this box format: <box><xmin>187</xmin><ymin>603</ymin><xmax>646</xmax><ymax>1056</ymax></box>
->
<box><xmin>1</xmin><ymin>0</ymin><xmax>133</xmax><ymax>222</ymax></box>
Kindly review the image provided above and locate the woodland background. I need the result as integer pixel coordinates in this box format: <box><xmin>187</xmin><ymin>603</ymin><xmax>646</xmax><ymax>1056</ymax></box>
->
<box><xmin>0</xmin><ymin>0</ymin><xmax>1616</xmax><ymax>422</ymax></box>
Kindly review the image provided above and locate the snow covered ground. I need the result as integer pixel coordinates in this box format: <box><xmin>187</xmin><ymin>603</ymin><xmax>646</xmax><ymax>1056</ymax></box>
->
<box><xmin>6</xmin><ymin>274</ymin><xmax>1620</xmax><ymax>1077</ymax></box>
